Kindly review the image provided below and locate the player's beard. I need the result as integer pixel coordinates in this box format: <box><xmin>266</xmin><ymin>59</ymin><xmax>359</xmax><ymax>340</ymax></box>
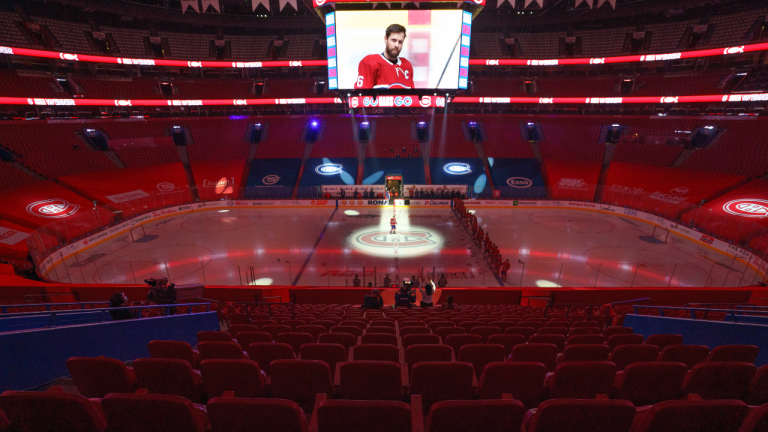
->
<box><xmin>386</xmin><ymin>46</ymin><xmax>401</xmax><ymax>60</ymax></box>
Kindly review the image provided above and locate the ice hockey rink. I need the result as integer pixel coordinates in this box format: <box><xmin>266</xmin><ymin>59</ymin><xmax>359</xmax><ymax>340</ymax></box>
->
<box><xmin>46</xmin><ymin>205</ymin><xmax>761</xmax><ymax>289</ymax></box>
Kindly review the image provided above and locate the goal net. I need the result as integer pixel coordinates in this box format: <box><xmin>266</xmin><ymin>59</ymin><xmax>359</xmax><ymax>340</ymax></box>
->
<box><xmin>651</xmin><ymin>225</ymin><xmax>670</xmax><ymax>244</ymax></box>
<box><xmin>130</xmin><ymin>225</ymin><xmax>146</xmax><ymax>242</ymax></box>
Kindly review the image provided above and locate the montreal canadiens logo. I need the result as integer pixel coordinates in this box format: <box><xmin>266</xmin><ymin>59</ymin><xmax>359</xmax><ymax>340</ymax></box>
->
<box><xmin>316</xmin><ymin>163</ymin><xmax>343</xmax><ymax>175</ymax></box>
<box><xmin>350</xmin><ymin>227</ymin><xmax>442</xmax><ymax>257</ymax></box>
<box><xmin>507</xmin><ymin>177</ymin><xmax>533</xmax><ymax>188</ymax></box>
<box><xmin>263</xmin><ymin>175</ymin><xmax>280</xmax><ymax>185</ymax></box>
<box><xmin>670</xmin><ymin>187</ymin><xmax>689</xmax><ymax>195</ymax></box>
<box><xmin>723</xmin><ymin>199</ymin><xmax>768</xmax><ymax>218</ymax></box>
<box><xmin>157</xmin><ymin>182</ymin><xmax>175</xmax><ymax>192</ymax></box>
<box><xmin>443</xmin><ymin>162</ymin><xmax>472</xmax><ymax>175</ymax></box>
<box><xmin>26</xmin><ymin>199</ymin><xmax>80</xmax><ymax>219</ymax></box>
<box><xmin>420</xmin><ymin>96</ymin><xmax>432</xmax><ymax>107</ymax></box>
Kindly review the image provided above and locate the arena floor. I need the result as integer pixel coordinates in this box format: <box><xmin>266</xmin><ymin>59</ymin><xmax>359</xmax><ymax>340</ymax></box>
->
<box><xmin>46</xmin><ymin>206</ymin><xmax>758</xmax><ymax>288</ymax></box>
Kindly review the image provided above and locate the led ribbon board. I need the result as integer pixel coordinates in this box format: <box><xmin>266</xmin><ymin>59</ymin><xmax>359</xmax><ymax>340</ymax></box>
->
<box><xmin>326</xmin><ymin>12</ymin><xmax>338</xmax><ymax>90</ymax></box>
<box><xmin>2</xmin><ymin>42</ymin><xmax>767</xmax><ymax>68</ymax></box>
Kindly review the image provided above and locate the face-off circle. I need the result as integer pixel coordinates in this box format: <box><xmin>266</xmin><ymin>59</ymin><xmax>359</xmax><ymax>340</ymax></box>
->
<box><xmin>722</xmin><ymin>199</ymin><xmax>768</xmax><ymax>217</ymax></box>
<box><xmin>349</xmin><ymin>227</ymin><xmax>443</xmax><ymax>257</ymax></box>
<box><xmin>26</xmin><ymin>199</ymin><xmax>80</xmax><ymax>219</ymax></box>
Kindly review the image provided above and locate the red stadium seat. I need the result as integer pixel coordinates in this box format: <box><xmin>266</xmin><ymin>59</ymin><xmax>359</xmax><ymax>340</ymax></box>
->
<box><xmin>705</xmin><ymin>345</ymin><xmax>760</xmax><ymax>363</ymax></box>
<box><xmin>609</xmin><ymin>344</ymin><xmax>660</xmax><ymax>370</ymax></box>
<box><xmin>657</xmin><ymin>345</ymin><xmax>710</xmax><ymax>369</ymax></box>
<box><xmin>458</xmin><ymin>344</ymin><xmax>506</xmax><ymax>379</ymax></box>
<box><xmin>101</xmin><ymin>393</ymin><xmax>208</xmax><ymax>432</ymax></box>
<box><xmin>199</xmin><ymin>359</ymin><xmax>268</xmax><ymax>398</ymax></box>
<box><xmin>566</xmin><ymin>334</ymin><xmax>606</xmax><ymax>346</ymax></box>
<box><xmin>406</xmin><ymin>344</ymin><xmax>453</xmax><ymax>374</ymax></box>
<box><xmin>682</xmin><ymin>362</ymin><xmax>757</xmax><ymax>400</ymax></box>
<box><xmin>470</xmin><ymin>326</ymin><xmax>502</xmax><ymax>342</ymax></box>
<box><xmin>207</xmin><ymin>396</ymin><xmax>308</xmax><ymax>432</ymax></box>
<box><xmin>198</xmin><ymin>341</ymin><xmax>248</xmax><ymax>360</ymax></box>
<box><xmin>313</xmin><ymin>394</ymin><xmax>415</xmax><ymax>432</ymax></box>
<box><xmin>632</xmin><ymin>399</ymin><xmax>749</xmax><ymax>432</ymax></box>
<box><xmin>361</xmin><ymin>333</ymin><xmax>399</xmax><ymax>346</ymax></box>
<box><xmin>510</xmin><ymin>343</ymin><xmax>559</xmax><ymax>371</ymax></box>
<box><xmin>235</xmin><ymin>331</ymin><xmax>274</xmax><ymax>348</ymax></box>
<box><xmin>366</xmin><ymin>326</ymin><xmax>397</xmax><ymax>335</ymax></box>
<box><xmin>0</xmin><ymin>388</ymin><xmax>108</xmax><ymax>432</ymax></box>
<box><xmin>523</xmin><ymin>399</ymin><xmax>636</xmax><ymax>432</ymax></box>
<box><xmin>545</xmin><ymin>361</ymin><xmax>617</xmax><ymax>399</ymax></box>
<box><xmin>746</xmin><ymin>364</ymin><xmax>768</xmax><ymax>406</ymax></box>
<box><xmin>645</xmin><ymin>334</ymin><xmax>684</xmax><ymax>350</ymax></box>
<box><xmin>402</xmin><ymin>334</ymin><xmax>440</xmax><ymax>349</ymax></box>
<box><xmin>529</xmin><ymin>334</ymin><xmax>566</xmax><ymax>351</ymax></box>
<box><xmin>505</xmin><ymin>327</ymin><xmax>536</xmax><ymax>340</ymax></box>
<box><xmin>478</xmin><ymin>362</ymin><xmax>547</xmax><ymax>409</ymax></box>
<box><xmin>537</xmin><ymin>327</ymin><xmax>569</xmax><ymax>337</ymax></box>
<box><xmin>400</xmin><ymin>326</ymin><xmax>431</xmax><ymax>337</ymax></box>
<box><xmin>263</xmin><ymin>325</ymin><xmax>293</xmax><ymax>341</ymax></box>
<box><xmin>197</xmin><ymin>331</ymin><xmax>234</xmax><ymax>343</ymax></box>
<box><xmin>269</xmin><ymin>360</ymin><xmax>333</xmax><ymax>411</ymax></box>
<box><xmin>245</xmin><ymin>342</ymin><xmax>296</xmax><ymax>375</ymax></box>
<box><xmin>739</xmin><ymin>402</ymin><xmax>768</xmax><ymax>432</ymax></box>
<box><xmin>338</xmin><ymin>361</ymin><xmax>403</xmax><ymax>401</ymax></box>
<box><xmin>351</xmin><ymin>344</ymin><xmax>400</xmax><ymax>363</ymax></box>
<box><xmin>557</xmin><ymin>344</ymin><xmax>611</xmax><ymax>363</ymax></box>
<box><xmin>66</xmin><ymin>356</ymin><xmax>138</xmax><ymax>398</ymax></box>
<box><xmin>487</xmin><ymin>334</ymin><xmax>526</xmax><ymax>357</ymax></box>
<box><xmin>607</xmin><ymin>334</ymin><xmax>645</xmax><ymax>350</ymax></box>
<box><xmin>317</xmin><ymin>332</ymin><xmax>356</xmax><ymax>353</ymax></box>
<box><xmin>229</xmin><ymin>324</ymin><xmax>258</xmax><ymax>338</ymax></box>
<box><xmin>410</xmin><ymin>362</ymin><xmax>475</xmax><ymax>410</ymax></box>
<box><xmin>603</xmin><ymin>327</ymin><xmax>634</xmax><ymax>338</ymax></box>
<box><xmin>427</xmin><ymin>398</ymin><xmax>526</xmax><ymax>432</ymax></box>
<box><xmin>434</xmin><ymin>327</ymin><xmax>466</xmax><ymax>339</ymax></box>
<box><xmin>612</xmin><ymin>362</ymin><xmax>688</xmax><ymax>406</ymax></box>
<box><xmin>132</xmin><ymin>358</ymin><xmax>205</xmax><ymax>403</ymax></box>
<box><xmin>295</xmin><ymin>325</ymin><xmax>327</xmax><ymax>342</ymax></box>
<box><xmin>276</xmin><ymin>332</ymin><xmax>314</xmax><ymax>355</ymax></box>
<box><xmin>299</xmin><ymin>343</ymin><xmax>346</xmax><ymax>380</ymax></box>
<box><xmin>148</xmin><ymin>340</ymin><xmax>200</xmax><ymax>369</ymax></box>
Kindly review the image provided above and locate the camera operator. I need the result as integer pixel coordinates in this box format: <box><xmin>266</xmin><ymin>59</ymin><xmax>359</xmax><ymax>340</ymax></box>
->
<box><xmin>145</xmin><ymin>278</ymin><xmax>177</xmax><ymax>315</ymax></box>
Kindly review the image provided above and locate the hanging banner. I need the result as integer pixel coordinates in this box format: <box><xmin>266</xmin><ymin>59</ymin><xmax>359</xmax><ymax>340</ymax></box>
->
<box><xmin>524</xmin><ymin>0</ymin><xmax>543</xmax><ymax>7</ymax></box>
<box><xmin>597</xmin><ymin>0</ymin><xmax>616</xmax><ymax>8</ymax></box>
<box><xmin>574</xmin><ymin>0</ymin><xmax>593</xmax><ymax>7</ymax></box>
<box><xmin>202</xmin><ymin>0</ymin><xmax>220</xmax><ymax>12</ymax></box>
<box><xmin>181</xmin><ymin>0</ymin><xmax>200</xmax><ymax>13</ymax></box>
<box><xmin>279</xmin><ymin>0</ymin><xmax>298</xmax><ymax>11</ymax></box>
<box><xmin>252</xmin><ymin>0</ymin><xmax>270</xmax><ymax>11</ymax></box>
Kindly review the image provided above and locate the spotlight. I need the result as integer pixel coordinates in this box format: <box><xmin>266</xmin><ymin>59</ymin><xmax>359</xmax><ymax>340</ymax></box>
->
<box><xmin>527</xmin><ymin>122</ymin><xmax>535</xmax><ymax>126</ymax></box>
<box><xmin>612</xmin><ymin>124</ymin><xmax>620</xmax><ymax>127</ymax></box>
<box><xmin>311</xmin><ymin>121</ymin><xmax>318</xmax><ymax>127</ymax></box>
<box><xmin>418</xmin><ymin>121</ymin><xmax>426</xmax><ymax>126</ymax></box>
<box><xmin>468</xmin><ymin>121</ymin><xmax>477</xmax><ymax>128</ymax></box>
<box><xmin>704</xmin><ymin>125</ymin><xmax>714</xmax><ymax>129</ymax></box>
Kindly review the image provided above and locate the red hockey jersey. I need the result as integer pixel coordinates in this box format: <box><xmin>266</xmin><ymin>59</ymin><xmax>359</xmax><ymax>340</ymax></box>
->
<box><xmin>354</xmin><ymin>54</ymin><xmax>415</xmax><ymax>89</ymax></box>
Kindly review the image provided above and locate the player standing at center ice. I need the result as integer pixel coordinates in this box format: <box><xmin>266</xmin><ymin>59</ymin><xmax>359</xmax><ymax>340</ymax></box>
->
<box><xmin>390</xmin><ymin>215</ymin><xmax>397</xmax><ymax>234</ymax></box>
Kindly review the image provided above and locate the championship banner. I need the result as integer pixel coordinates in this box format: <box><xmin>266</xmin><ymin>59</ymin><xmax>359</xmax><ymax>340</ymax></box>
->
<box><xmin>603</xmin><ymin>162</ymin><xmax>746</xmax><ymax>219</ymax></box>
<box><xmin>543</xmin><ymin>160</ymin><xmax>600</xmax><ymax>201</ymax></box>
<box><xmin>681</xmin><ymin>178</ymin><xmax>768</xmax><ymax>244</ymax></box>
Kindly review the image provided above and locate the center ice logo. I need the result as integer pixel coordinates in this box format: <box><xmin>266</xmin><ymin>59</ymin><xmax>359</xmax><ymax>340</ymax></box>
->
<box><xmin>26</xmin><ymin>199</ymin><xmax>80</xmax><ymax>219</ymax></box>
<box><xmin>316</xmin><ymin>163</ymin><xmax>343</xmax><ymax>175</ymax></box>
<box><xmin>350</xmin><ymin>227</ymin><xmax>443</xmax><ymax>257</ymax></box>
<box><xmin>723</xmin><ymin>199</ymin><xmax>768</xmax><ymax>217</ymax></box>
<box><xmin>356</xmin><ymin>230</ymin><xmax>437</xmax><ymax>248</ymax></box>
<box><xmin>443</xmin><ymin>163</ymin><xmax>472</xmax><ymax>175</ymax></box>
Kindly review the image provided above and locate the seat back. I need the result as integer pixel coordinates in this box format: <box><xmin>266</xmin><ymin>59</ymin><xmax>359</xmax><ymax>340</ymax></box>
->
<box><xmin>402</xmin><ymin>333</ymin><xmax>440</xmax><ymax>349</ymax></box>
<box><xmin>537</xmin><ymin>327</ymin><xmax>569</xmax><ymax>337</ymax></box>
<box><xmin>66</xmin><ymin>356</ymin><xmax>136</xmax><ymax>398</ymax></box>
<box><xmin>527</xmin><ymin>399</ymin><xmax>636</xmax><ymax>432</ymax></box>
<box><xmin>400</xmin><ymin>326</ymin><xmax>431</xmax><ymax>337</ymax></box>
<box><xmin>645</xmin><ymin>334</ymin><xmax>684</xmax><ymax>350</ymax></box>
<box><xmin>198</xmin><ymin>341</ymin><xmax>246</xmax><ymax>360</ymax></box>
<box><xmin>458</xmin><ymin>344</ymin><xmax>506</xmax><ymax>379</ymax></box>
<box><xmin>317</xmin><ymin>332</ymin><xmax>356</xmax><ymax>353</ymax></box>
<box><xmin>633</xmin><ymin>399</ymin><xmax>749</xmax><ymax>432</ymax></box>
<box><xmin>505</xmin><ymin>327</ymin><xmax>536</xmax><ymax>340</ymax></box>
<box><xmin>406</xmin><ymin>344</ymin><xmax>453</xmax><ymax>373</ymax></box>
<box><xmin>295</xmin><ymin>325</ymin><xmax>326</xmax><ymax>342</ymax></box>
<box><xmin>263</xmin><ymin>325</ymin><xmax>293</xmax><ymax>341</ymax></box>
<box><xmin>207</xmin><ymin>397</ymin><xmax>307</xmax><ymax>432</ymax></box>
<box><xmin>361</xmin><ymin>333</ymin><xmax>399</xmax><ymax>346</ymax></box>
<box><xmin>269</xmin><ymin>360</ymin><xmax>333</xmax><ymax>409</ymax></box>
<box><xmin>276</xmin><ymin>332</ymin><xmax>314</xmax><ymax>355</ymax></box>
<box><xmin>316</xmin><ymin>399</ymin><xmax>411</xmax><ymax>432</ymax></box>
<box><xmin>478</xmin><ymin>362</ymin><xmax>547</xmax><ymax>409</ymax></box>
<box><xmin>410</xmin><ymin>362</ymin><xmax>475</xmax><ymax>409</ymax></box>
<box><xmin>245</xmin><ymin>342</ymin><xmax>296</xmax><ymax>374</ymax></box>
<box><xmin>566</xmin><ymin>334</ymin><xmax>606</xmax><ymax>346</ymax></box>
<box><xmin>607</xmin><ymin>334</ymin><xmax>645</xmax><ymax>350</ymax></box>
<box><xmin>739</xmin><ymin>402</ymin><xmax>768</xmax><ymax>432</ymax></box>
<box><xmin>339</xmin><ymin>361</ymin><xmax>402</xmax><ymax>400</ymax></box>
<box><xmin>351</xmin><ymin>344</ymin><xmax>400</xmax><ymax>363</ymax></box>
<box><xmin>330</xmin><ymin>325</ymin><xmax>363</xmax><ymax>337</ymax></box>
<box><xmin>657</xmin><ymin>345</ymin><xmax>710</xmax><ymax>369</ymax></box>
<box><xmin>132</xmin><ymin>358</ymin><xmax>203</xmax><ymax>403</ymax></box>
<box><xmin>603</xmin><ymin>326</ymin><xmax>633</xmax><ymax>338</ymax></box>
<box><xmin>0</xmin><ymin>390</ymin><xmax>108</xmax><ymax>432</ymax></box>
<box><xmin>444</xmin><ymin>334</ymin><xmax>483</xmax><ymax>357</ymax></box>
<box><xmin>747</xmin><ymin>364</ymin><xmax>768</xmax><ymax>406</ymax></box>
<box><xmin>510</xmin><ymin>343</ymin><xmax>559</xmax><ymax>371</ymax></box>
<box><xmin>299</xmin><ymin>343</ymin><xmax>346</xmax><ymax>379</ymax></box>
<box><xmin>609</xmin><ymin>344</ymin><xmax>660</xmax><ymax>370</ymax></box>
<box><xmin>682</xmin><ymin>362</ymin><xmax>757</xmax><ymax>400</ymax></box>
<box><xmin>428</xmin><ymin>320</ymin><xmax>456</xmax><ymax>331</ymax></box>
<box><xmin>197</xmin><ymin>331</ymin><xmax>233</xmax><ymax>343</ymax></box>
<box><xmin>434</xmin><ymin>327</ymin><xmax>466</xmax><ymax>339</ymax></box>
<box><xmin>547</xmin><ymin>361</ymin><xmax>618</xmax><ymax>399</ymax></box>
<box><xmin>614</xmin><ymin>362</ymin><xmax>687</xmax><ymax>406</ymax></box>
<box><xmin>366</xmin><ymin>326</ymin><xmax>397</xmax><ymax>335</ymax></box>
<box><xmin>706</xmin><ymin>345</ymin><xmax>760</xmax><ymax>363</ymax></box>
<box><xmin>199</xmin><ymin>359</ymin><xmax>267</xmax><ymax>398</ymax></box>
<box><xmin>470</xmin><ymin>326</ymin><xmax>502</xmax><ymax>342</ymax></box>
<box><xmin>559</xmin><ymin>344</ymin><xmax>611</xmax><ymax>363</ymax></box>
<box><xmin>229</xmin><ymin>324</ymin><xmax>258</xmax><ymax>338</ymax></box>
<box><xmin>102</xmin><ymin>393</ymin><xmax>206</xmax><ymax>432</ymax></box>
<box><xmin>427</xmin><ymin>399</ymin><xmax>526</xmax><ymax>432</ymax></box>
<box><xmin>528</xmin><ymin>334</ymin><xmax>566</xmax><ymax>350</ymax></box>
<box><xmin>487</xmin><ymin>334</ymin><xmax>526</xmax><ymax>357</ymax></box>
<box><xmin>236</xmin><ymin>331</ymin><xmax>273</xmax><ymax>348</ymax></box>
<box><xmin>148</xmin><ymin>340</ymin><xmax>198</xmax><ymax>367</ymax></box>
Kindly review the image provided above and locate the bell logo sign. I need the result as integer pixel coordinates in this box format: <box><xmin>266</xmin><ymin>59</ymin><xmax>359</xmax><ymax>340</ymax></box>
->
<box><xmin>723</xmin><ymin>199</ymin><xmax>768</xmax><ymax>218</ymax></box>
<box><xmin>26</xmin><ymin>199</ymin><xmax>80</xmax><ymax>219</ymax></box>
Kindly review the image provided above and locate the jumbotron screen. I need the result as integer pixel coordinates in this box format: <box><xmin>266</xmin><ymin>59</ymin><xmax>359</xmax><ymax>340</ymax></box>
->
<box><xmin>326</xmin><ymin>10</ymin><xmax>471</xmax><ymax>90</ymax></box>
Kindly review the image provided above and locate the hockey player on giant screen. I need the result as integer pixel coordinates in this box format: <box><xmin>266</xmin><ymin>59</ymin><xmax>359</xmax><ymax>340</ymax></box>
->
<box><xmin>354</xmin><ymin>24</ymin><xmax>415</xmax><ymax>89</ymax></box>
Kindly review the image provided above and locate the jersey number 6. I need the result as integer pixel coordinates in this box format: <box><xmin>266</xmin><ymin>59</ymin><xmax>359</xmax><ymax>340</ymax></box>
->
<box><xmin>356</xmin><ymin>76</ymin><xmax>364</xmax><ymax>87</ymax></box>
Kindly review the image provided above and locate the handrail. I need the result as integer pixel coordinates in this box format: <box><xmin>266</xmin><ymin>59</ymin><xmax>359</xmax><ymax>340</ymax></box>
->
<box><xmin>0</xmin><ymin>302</ymin><xmax>212</xmax><ymax>319</ymax></box>
<box><xmin>1</xmin><ymin>301</ymin><xmax>110</xmax><ymax>313</ymax></box>
<box><xmin>24</xmin><ymin>293</ymin><xmax>79</xmax><ymax>303</ymax></box>
<box><xmin>610</xmin><ymin>298</ymin><xmax>652</xmax><ymax>305</ymax></box>
<box><xmin>632</xmin><ymin>305</ymin><xmax>768</xmax><ymax>323</ymax></box>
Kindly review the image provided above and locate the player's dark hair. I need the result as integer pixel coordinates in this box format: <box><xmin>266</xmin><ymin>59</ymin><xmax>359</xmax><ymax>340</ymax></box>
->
<box><xmin>385</xmin><ymin>24</ymin><xmax>407</xmax><ymax>39</ymax></box>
